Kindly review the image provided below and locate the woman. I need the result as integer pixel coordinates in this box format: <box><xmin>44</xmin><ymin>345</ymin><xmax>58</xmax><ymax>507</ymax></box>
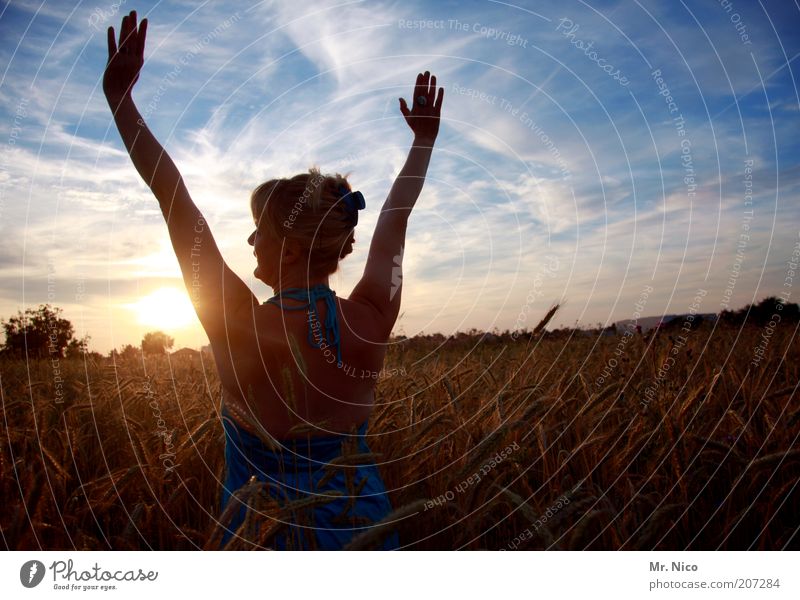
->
<box><xmin>103</xmin><ymin>11</ymin><xmax>444</xmax><ymax>549</ymax></box>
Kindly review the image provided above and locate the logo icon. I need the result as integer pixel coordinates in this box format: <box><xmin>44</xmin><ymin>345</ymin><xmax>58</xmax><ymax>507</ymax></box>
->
<box><xmin>390</xmin><ymin>245</ymin><xmax>404</xmax><ymax>301</ymax></box>
<box><xmin>20</xmin><ymin>560</ymin><xmax>45</xmax><ymax>588</ymax></box>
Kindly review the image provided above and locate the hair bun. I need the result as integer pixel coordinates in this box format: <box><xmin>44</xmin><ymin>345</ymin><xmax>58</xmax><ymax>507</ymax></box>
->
<box><xmin>251</xmin><ymin>168</ymin><xmax>357</xmax><ymax>277</ymax></box>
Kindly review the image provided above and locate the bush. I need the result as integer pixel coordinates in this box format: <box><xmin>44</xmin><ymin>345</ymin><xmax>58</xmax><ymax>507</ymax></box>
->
<box><xmin>1</xmin><ymin>304</ymin><xmax>76</xmax><ymax>358</ymax></box>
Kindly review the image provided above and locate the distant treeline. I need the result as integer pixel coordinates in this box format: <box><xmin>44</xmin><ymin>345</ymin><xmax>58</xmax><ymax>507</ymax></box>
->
<box><xmin>1</xmin><ymin>296</ymin><xmax>796</xmax><ymax>358</ymax></box>
<box><xmin>718</xmin><ymin>295</ymin><xmax>799</xmax><ymax>326</ymax></box>
<box><xmin>0</xmin><ymin>304</ymin><xmax>175</xmax><ymax>359</ymax></box>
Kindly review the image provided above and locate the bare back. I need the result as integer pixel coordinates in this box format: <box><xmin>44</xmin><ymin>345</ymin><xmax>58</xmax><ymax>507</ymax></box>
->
<box><xmin>214</xmin><ymin>295</ymin><xmax>388</xmax><ymax>439</ymax></box>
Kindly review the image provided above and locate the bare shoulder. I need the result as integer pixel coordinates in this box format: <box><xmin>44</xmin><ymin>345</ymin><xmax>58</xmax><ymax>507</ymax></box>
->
<box><xmin>204</xmin><ymin>303</ymin><xmax>269</xmax><ymax>373</ymax></box>
<box><xmin>339</xmin><ymin>294</ymin><xmax>393</xmax><ymax>344</ymax></box>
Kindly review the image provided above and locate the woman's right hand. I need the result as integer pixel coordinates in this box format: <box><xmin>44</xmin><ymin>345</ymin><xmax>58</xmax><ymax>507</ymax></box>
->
<box><xmin>103</xmin><ymin>10</ymin><xmax>147</xmax><ymax>107</ymax></box>
<box><xmin>399</xmin><ymin>71</ymin><xmax>444</xmax><ymax>143</ymax></box>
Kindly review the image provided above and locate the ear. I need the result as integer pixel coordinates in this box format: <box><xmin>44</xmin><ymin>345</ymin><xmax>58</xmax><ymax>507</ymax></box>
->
<box><xmin>282</xmin><ymin>238</ymin><xmax>305</xmax><ymax>264</ymax></box>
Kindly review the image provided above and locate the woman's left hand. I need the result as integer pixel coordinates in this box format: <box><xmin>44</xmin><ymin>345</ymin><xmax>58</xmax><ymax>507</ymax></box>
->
<box><xmin>103</xmin><ymin>10</ymin><xmax>147</xmax><ymax>107</ymax></box>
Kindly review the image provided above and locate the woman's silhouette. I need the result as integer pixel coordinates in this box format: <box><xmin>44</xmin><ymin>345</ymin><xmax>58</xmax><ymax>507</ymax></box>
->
<box><xmin>103</xmin><ymin>11</ymin><xmax>443</xmax><ymax>549</ymax></box>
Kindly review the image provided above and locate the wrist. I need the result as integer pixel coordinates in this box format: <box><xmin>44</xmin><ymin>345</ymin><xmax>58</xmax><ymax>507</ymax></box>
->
<box><xmin>413</xmin><ymin>135</ymin><xmax>436</xmax><ymax>148</ymax></box>
<box><xmin>105</xmin><ymin>91</ymin><xmax>133</xmax><ymax>111</ymax></box>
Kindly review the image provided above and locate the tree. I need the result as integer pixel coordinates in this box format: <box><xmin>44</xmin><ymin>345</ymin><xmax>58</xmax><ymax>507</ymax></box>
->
<box><xmin>66</xmin><ymin>334</ymin><xmax>92</xmax><ymax>358</ymax></box>
<box><xmin>109</xmin><ymin>344</ymin><xmax>141</xmax><ymax>360</ymax></box>
<box><xmin>720</xmin><ymin>296</ymin><xmax>799</xmax><ymax>326</ymax></box>
<box><xmin>1</xmin><ymin>304</ymin><xmax>75</xmax><ymax>358</ymax></box>
<box><xmin>141</xmin><ymin>331</ymin><xmax>174</xmax><ymax>355</ymax></box>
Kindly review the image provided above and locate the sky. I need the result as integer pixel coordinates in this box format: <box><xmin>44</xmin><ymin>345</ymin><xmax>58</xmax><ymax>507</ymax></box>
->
<box><xmin>0</xmin><ymin>0</ymin><xmax>798</xmax><ymax>354</ymax></box>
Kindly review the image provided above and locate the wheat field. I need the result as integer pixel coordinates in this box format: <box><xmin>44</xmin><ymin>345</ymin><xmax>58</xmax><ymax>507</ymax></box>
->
<box><xmin>1</xmin><ymin>321</ymin><xmax>798</xmax><ymax>550</ymax></box>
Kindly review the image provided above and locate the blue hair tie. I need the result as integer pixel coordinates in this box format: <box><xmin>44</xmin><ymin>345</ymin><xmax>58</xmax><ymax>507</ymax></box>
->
<box><xmin>339</xmin><ymin>184</ymin><xmax>365</xmax><ymax>226</ymax></box>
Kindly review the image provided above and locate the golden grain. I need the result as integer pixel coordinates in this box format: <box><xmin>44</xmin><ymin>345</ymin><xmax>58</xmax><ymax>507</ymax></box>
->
<box><xmin>1</xmin><ymin>320</ymin><xmax>797</xmax><ymax>550</ymax></box>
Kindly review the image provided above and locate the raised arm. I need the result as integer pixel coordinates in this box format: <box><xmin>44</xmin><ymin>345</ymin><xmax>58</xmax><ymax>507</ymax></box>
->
<box><xmin>350</xmin><ymin>71</ymin><xmax>443</xmax><ymax>338</ymax></box>
<box><xmin>103</xmin><ymin>11</ymin><xmax>257</xmax><ymax>341</ymax></box>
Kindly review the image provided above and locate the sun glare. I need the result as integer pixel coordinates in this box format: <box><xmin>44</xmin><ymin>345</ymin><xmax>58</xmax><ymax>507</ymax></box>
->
<box><xmin>131</xmin><ymin>287</ymin><xmax>196</xmax><ymax>330</ymax></box>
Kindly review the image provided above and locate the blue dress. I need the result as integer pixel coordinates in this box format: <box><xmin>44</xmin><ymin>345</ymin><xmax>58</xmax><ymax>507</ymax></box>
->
<box><xmin>219</xmin><ymin>407</ymin><xmax>399</xmax><ymax>550</ymax></box>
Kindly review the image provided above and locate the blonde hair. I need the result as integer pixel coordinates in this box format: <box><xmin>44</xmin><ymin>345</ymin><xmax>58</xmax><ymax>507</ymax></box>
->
<box><xmin>250</xmin><ymin>167</ymin><xmax>357</xmax><ymax>277</ymax></box>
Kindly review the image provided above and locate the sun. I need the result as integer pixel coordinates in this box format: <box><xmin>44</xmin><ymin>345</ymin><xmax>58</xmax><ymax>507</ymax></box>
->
<box><xmin>131</xmin><ymin>287</ymin><xmax>196</xmax><ymax>330</ymax></box>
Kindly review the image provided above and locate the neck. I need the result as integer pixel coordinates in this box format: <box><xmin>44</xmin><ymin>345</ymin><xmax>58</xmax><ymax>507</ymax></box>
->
<box><xmin>272</xmin><ymin>273</ymin><xmax>330</xmax><ymax>295</ymax></box>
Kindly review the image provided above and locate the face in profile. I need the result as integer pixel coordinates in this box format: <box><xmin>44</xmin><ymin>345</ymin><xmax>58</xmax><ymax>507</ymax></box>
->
<box><xmin>248</xmin><ymin>226</ymin><xmax>279</xmax><ymax>286</ymax></box>
<box><xmin>248</xmin><ymin>225</ymin><xmax>306</xmax><ymax>287</ymax></box>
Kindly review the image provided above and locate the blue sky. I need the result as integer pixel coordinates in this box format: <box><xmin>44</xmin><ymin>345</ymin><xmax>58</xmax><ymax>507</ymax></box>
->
<box><xmin>0</xmin><ymin>0</ymin><xmax>798</xmax><ymax>353</ymax></box>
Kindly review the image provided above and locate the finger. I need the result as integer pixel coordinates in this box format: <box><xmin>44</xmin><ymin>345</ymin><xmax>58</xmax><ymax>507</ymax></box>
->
<box><xmin>107</xmin><ymin>26</ymin><xmax>117</xmax><ymax>60</ymax></box>
<box><xmin>122</xmin><ymin>12</ymin><xmax>136</xmax><ymax>50</ymax></box>
<box><xmin>130</xmin><ymin>10</ymin><xmax>138</xmax><ymax>44</ymax></box>
<box><xmin>399</xmin><ymin>97</ymin><xmax>410</xmax><ymax>119</ymax></box>
<box><xmin>120</xmin><ymin>15</ymin><xmax>130</xmax><ymax>49</ymax></box>
<box><xmin>434</xmin><ymin>86</ymin><xmax>444</xmax><ymax>111</ymax></box>
<box><xmin>137</xmin><ymin>18</ymin><xmax>148</xmax><ymax>58</ymax></box>
<box><xmin>413</xmin><ymin>72</ymin><xmax>424</xmax><ymax>102</ymax></box>
<box><xmin>422</xmin><ymin>70</ymin><xmax>430</xmax><ymax>95</ymax></box>
<box><xmin>117</xmin><ymin>15</ymin><xmax>128</xmax><ymax>54</ymax></box>
<box><xmin>429</xmin><ymin>75</ymin><xmax>436</xmax><ymax>100</ymax></box>
<box><xmin>128</xmin><ymin>11</ymin><xmax>139</xmax><ymax>49</ymax></box>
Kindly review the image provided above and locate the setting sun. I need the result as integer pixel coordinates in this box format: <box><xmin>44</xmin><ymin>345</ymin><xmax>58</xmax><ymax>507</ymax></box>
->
<box><xmin>130</xmin><ymin>287</ymin><xmax>196</xmax><ymax>330</ymax></box>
